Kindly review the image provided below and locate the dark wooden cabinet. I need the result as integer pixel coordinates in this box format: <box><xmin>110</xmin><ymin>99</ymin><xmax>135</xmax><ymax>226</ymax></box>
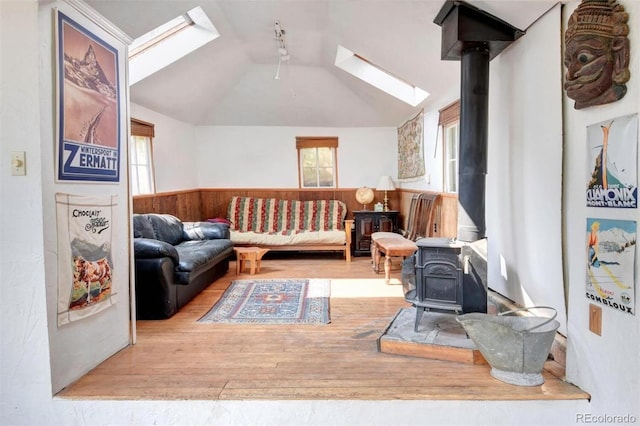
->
<box><xmin>353</xmin><ymin>210</ymin><xmax>399</xmax><ymax>256</ymax></box>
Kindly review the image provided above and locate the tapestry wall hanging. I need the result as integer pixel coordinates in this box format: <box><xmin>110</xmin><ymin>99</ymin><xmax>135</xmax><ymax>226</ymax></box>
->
<box><xmin>55</xmin><ymin>10</ymin><xmax>121</xmax><ymax>182</ymax></box>
<box><xmin>585</xmin><ymin>218</ymin><xmax>636</xmax><ymax>315</ymax></box>
<box><xmin>397</xmin><ymin>110</ymin><xmax>425</xmax><ymax>180</ymax></box>
<box><xmin>56</xmin><ymin>193</ymin><xmax>118</xmax><ymax>326</ymax></box>
<box><xmin>586</xmin><ymin>114</ymin><xmax>638</xmax><ymax>208</ymax></box>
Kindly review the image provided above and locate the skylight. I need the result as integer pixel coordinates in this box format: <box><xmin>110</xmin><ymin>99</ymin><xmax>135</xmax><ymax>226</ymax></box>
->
<box><xmin>128</xmin><ymin>7</ymin><xmax>219</xmax><ymax>85</ymax></box>
<box><xmin>334</xmin><ymin>45</ymin><xmax>429</xmax><ymax>107</ymax></box>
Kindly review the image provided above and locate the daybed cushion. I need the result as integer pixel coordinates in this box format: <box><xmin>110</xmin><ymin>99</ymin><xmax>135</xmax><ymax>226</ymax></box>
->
<box><xmin>228</xmin><ymin>196</ymin><xmax>346</xmax><ymax>232</ymax></box>
<box><xmin>227</xmin><ymin>196</ymin><xmax>347</xmax><ymax>246</ymax></box>
<box><xmin>229</xmin><ymin>230</ymin><xmax>346</xmax><ymax>245</ymax></box>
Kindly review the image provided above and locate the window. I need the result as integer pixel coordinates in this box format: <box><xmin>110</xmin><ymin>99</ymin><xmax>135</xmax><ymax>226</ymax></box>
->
<box><xmin>130</xmin><ymin>118</ymin><xmax>155</xmax><ymax>195</ymax></box>
<box><xmin>439</xmin><ymin>101</ymin><xmax>460</xmax><ymax>193</ymax></box>
<box><xmin>296</xmin><ymin>137</ymin><xmax>338</xmax><ymax>188</ymax></box>
<box><xmin>128</xmin><ymin>6</ymin><xmax>219</xmax><ymax>85</ymax></box>
<box><xmin>334</xmin><ymin>45</ymin><xmax>429</xmax><ymax>107</ymax></box>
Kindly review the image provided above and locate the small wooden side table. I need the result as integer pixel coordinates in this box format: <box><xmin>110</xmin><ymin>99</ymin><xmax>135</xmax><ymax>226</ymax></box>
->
<box><xmin>234</xmin><ymin>247</ymin><xmax>270</xmax><ymax>275</ymax></box>
<box><xmin>353</xmin><ymin>210</ymin><xmax>399</xmax><ymax>256</ymax></box>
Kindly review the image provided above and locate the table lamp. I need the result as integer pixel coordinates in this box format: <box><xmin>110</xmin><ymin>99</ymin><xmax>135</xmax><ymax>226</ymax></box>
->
<box><xmin>376</xmin><ymin>175</ymin><xmax>395</xmax><ymax>211</ymax></box>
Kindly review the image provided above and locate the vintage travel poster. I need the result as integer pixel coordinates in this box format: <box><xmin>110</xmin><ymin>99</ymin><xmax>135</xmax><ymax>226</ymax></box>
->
<box><xmin>56</xmin><ymin>193</ymin><xmax>118</xmax><ymax>326</ymax></box>
<box><xmin>586</xmin><ymin>114</ymin><xmax>638</xmax><ymax>208</ymax></box>
<box><xmin>398</xmin><ymin>110</ymin><xmax>425</xmax><ymax>180</ymax></box>
<box><xmin>56</xmin><ymin>11</ymin><xmax>120</xmax><ymax>182</ymax></box>
<box><xmin>585</xmin><ymin>218</ymin><xmax>636</xmax><ymax>315</ymax></box>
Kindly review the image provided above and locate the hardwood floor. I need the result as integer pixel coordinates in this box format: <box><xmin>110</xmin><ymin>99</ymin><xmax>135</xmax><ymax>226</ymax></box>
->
<box><xmin>58</xmin><ymin>253</ymin><xmax>590</xmax><ymax>401</ymax></box>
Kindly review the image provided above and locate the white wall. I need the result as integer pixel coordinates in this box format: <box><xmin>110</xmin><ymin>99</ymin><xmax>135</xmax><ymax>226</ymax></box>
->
<box><xmin>147</xmin><ymin>112</ymin><xmax>439</xmax><ymax>193</ymax></box>
<box><xmin>563</xmin><ymin>0</ymin><xmax>640</xmax><ymax>419</ymax></box>
<box><xmin>131</xmin><ymin>103</ymin><xmax>199</xmax><ymax>192</ymax></box>
<box><xmin>1</xmin><ymin>0</ymin><xmax>53</xmax><ymax>413</ymax></box>
<box><xmin>39</xmin><ymin>1</ymin><xmax>132</xmax><ymax>393</ymax></box>
<box><xmin>2</xmin><ymin>0</ymin><xmax>624</xmax><ymax>424</ymax></box>
<box><xmin>395</xmin><ymin>109</ymin><xmax>446</xmax><ymax>192</ymax></box>
<box><xmin>0</xmin><ymin>0</ymin><xmax>132</xmax><ymax>406</ymax></box>
<box><xmin>189</xmin><ymin>112</ymin><xmax>450</xmax><ymax>192</ymax></box>
<box><xmin>486</xmin><ymin>5</ymin><xmax>567</xmax><ymax>334</ymax></box>
<box><xmin>194</xmin><ymin>126</ymin><xmax>397</xmax><ymax>189</ymax></box>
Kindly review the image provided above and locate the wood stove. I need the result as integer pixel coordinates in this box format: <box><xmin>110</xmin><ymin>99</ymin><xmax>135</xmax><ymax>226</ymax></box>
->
<box><xmin>403</xmin><ymin>237</ymin><xmax>487</xmax><ymax>331</ymax></box>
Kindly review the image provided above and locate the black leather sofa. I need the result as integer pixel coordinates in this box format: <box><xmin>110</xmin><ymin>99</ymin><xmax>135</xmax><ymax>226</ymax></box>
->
<box><xmin>133</xmin><ymin>213</ymin><xmax>234</xmax><ymax>319</ymax></box>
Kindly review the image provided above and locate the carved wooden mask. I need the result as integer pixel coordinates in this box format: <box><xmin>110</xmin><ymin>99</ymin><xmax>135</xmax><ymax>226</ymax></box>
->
<box><xmin>564</xmin><ymin>0</ymin><xmax>630</xmax><ymax>109</ymax></box>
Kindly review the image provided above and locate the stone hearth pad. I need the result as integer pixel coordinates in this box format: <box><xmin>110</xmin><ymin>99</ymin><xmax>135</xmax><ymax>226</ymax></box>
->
<box><xmin>377</xmin><ymin>307</ymin><xmax>487</xmax><ymax>365</ymax></box>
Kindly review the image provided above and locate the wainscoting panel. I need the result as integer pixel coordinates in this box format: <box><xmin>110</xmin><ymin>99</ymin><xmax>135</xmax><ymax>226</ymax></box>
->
<box><xmin>133</xmin><ymin>188</ymin><xmax>457</xmax><ymax>238</ymax></box>
<box><xmin>199</xmin><ymin>188</ymin><xmax>391</xmax><ymax>221</ymax></box>
<box><xmin>132</xmin><ymin>190</ymin><xmax>202</xmax><ymax>222</ymax></box>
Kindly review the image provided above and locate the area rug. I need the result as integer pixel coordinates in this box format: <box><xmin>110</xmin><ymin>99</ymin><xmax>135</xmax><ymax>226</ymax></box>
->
<box><xmin>198</xmin><ymin>279</ymin><xmax>331</xmax><ymax>324</ymax></box>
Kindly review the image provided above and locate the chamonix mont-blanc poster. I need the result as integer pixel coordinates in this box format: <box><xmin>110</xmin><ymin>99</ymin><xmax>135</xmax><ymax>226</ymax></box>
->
<box><xmin>586</xmin><ymin>114</ymin><xmax>638</xmax><ymax>208</ymax></box>
<box><xmin>586</xmin><ymin>218</ymin><xmax>636</xmax><ymax>315</ymax></box>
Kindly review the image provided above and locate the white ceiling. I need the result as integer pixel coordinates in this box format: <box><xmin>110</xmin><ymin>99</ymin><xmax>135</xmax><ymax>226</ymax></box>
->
<box><xmin>85</xmin><ymin>0</ymin><xmax>560</xmax><ymax>127</ymax></box>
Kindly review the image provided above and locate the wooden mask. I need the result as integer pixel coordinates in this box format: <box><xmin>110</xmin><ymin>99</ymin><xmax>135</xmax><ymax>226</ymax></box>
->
<box><xmin>564</xmin><ymin>0</ymin><xmax>630</xmax><ymax>109</ymax></box>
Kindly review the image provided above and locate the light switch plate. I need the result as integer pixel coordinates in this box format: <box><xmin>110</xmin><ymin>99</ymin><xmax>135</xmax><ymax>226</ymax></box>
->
<box><xmin>11</xmin><ymin>151</ymin><xmax>26</xmax><ymax>176</ymax></box>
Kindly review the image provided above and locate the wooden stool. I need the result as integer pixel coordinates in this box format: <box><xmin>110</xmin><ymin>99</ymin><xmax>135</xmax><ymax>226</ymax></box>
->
<box><xmin>234</xmin><ymin>247</ymin><xmax>270</xmax><ymax>275</ymax></box>
<box><xmin>373</xmin><ymin>237</ymin><xmax>418</xmax><ymax>284</ymax></box>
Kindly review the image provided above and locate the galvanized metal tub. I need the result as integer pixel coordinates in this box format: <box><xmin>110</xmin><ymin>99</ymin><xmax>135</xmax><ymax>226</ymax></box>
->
<box><xmin>456</xmin><ymin>307</ymin><xmax>559</xmax><ymax>386</ymax></box>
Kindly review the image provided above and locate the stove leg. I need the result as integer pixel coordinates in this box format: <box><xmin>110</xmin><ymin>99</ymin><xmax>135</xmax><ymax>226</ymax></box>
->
<box><xmin>414</xmin><ymin>307</ymin><xmax>425</xmax><ymax>332</ymax></box>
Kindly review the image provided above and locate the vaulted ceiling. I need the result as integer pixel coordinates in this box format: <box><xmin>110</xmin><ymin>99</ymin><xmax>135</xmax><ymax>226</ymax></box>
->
<box><xmin>85</xmin><ymin>0</ymin><xmax>560</xmax><ymax>127</ymax></box>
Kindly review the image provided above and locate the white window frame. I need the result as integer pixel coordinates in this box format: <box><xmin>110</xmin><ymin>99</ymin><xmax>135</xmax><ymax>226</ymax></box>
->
<box><xmin>128</xmin><ymin>7</ymin><xmax>219</xmax><ymax>85</ymax></box>
<box><xmin>296</xmin><ymin>137</ymin><xmax>339</xmax><ymax>188</ymax></box>
<box><xmin>334</xmin><ymin>45</ymin><xmax>429</xmax><ymax>107</ymax></box>
<box><xmin>439</xmin><ymin>100</ymin><xmax>460</xmax><ymax>194</ymax></box>
<box><xmin>130</xmin><ymin>118</ymin><xmax>156</xmax><ymax>195</ymax></box>
<box><xmin>443</xmin><ymin>121</ymin><xmax>459</xmax><ymax>193</ymax></box>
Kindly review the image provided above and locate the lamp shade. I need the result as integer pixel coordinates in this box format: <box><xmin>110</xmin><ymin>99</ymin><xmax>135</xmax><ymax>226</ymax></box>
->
<box><xmin>376</xmin><ymin>175</ymin><xmax>395</xmax><ymax>191</ymax></box>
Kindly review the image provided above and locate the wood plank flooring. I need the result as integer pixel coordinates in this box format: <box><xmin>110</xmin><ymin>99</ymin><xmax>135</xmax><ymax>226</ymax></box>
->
<box><xmin>58</xmin><ymin>253</ymin><xmax>590</xmax><ymax>401</ymax></box>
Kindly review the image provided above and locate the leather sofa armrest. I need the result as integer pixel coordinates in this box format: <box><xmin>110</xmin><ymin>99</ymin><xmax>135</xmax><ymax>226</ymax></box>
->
<box><xmin>183</xmin><ymin>222</ymin><xmax>230</xmax><ymax>240</ymax></box>
<box><xmin>134</xmin><ymin>257</ymin><xmax>178</xmax><ymax>319</ymax></box>
<box><xmin>134</xmin><ymin>238</ymin><xmax>179</xmax><ymax>266</ymax></box>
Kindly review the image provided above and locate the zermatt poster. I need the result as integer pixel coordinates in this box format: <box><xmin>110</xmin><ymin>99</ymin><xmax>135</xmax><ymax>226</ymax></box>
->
<box><xmin>56</xmin><ymin>11</ymin><xmax>120</xmax><ymax>182</ymax></box>
<box><xmin>586</xmin><ymin>114</ymin><xmax>638</xmax><ymax>208</ymax></box>
<box><xmin>586</xmin><ymin>218</ymin><xmax>636</xmax><ymax>315</ymax></box>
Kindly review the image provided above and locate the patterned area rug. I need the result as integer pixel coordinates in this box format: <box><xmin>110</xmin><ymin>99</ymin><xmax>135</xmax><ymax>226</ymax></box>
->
<box><xmin>198</xmin><ymin>279</ymin><xmax>331</xmax><ymax>324</ymax></box>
